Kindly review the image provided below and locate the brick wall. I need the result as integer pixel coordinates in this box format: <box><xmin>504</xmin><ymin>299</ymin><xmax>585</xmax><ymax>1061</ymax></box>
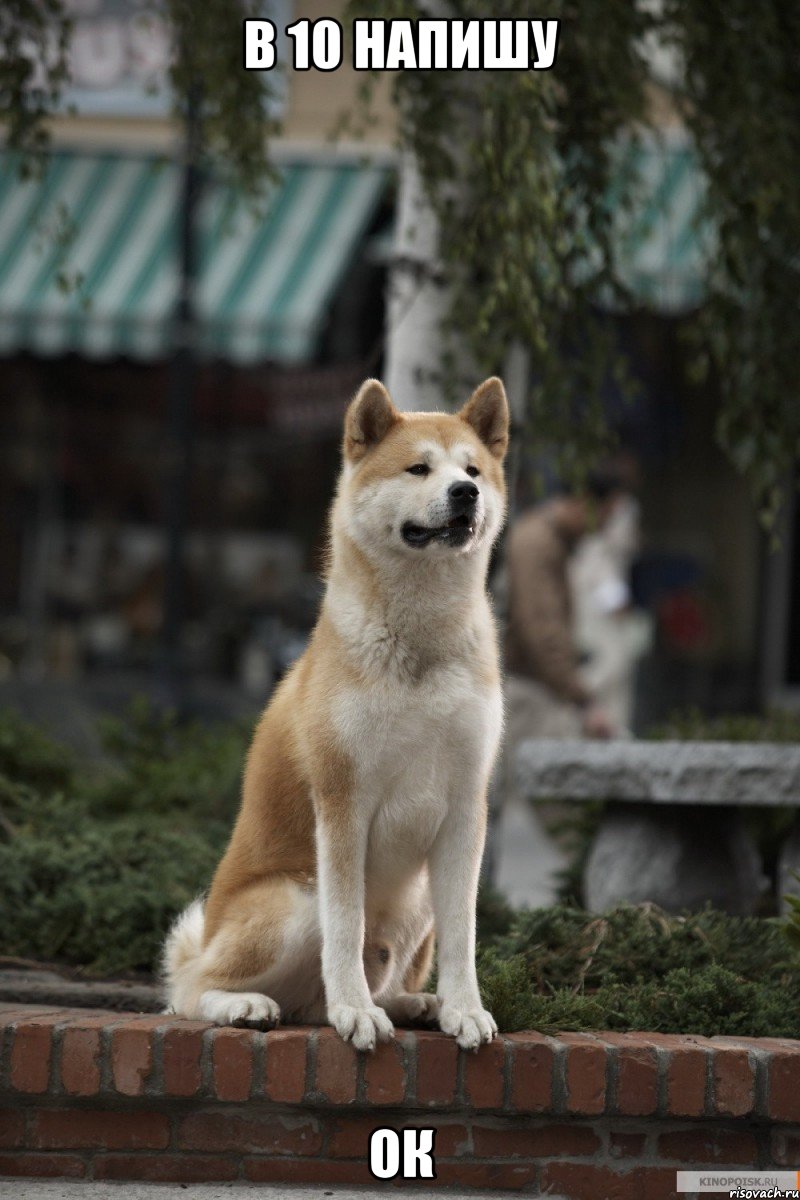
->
<box><xmin>1</xmin><ymin>1004</ymin><xmax>799</xmax><ymax>1196</ymax></box>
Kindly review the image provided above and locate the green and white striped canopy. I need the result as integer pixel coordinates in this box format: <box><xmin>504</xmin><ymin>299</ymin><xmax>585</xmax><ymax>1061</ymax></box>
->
<box><xmin>612</xmin><ymin>132</ymin><xmax>711</xmax><ymax>311</ymax></box>
<box><xmin>0</xmin><ymin>151</ymin><xmax>389</xmax><ymax>363</ymax></box>
<box><xmin>0</xmin><ymin>135</ymin><xmax>708</xmax><ymax>364</ymax></box>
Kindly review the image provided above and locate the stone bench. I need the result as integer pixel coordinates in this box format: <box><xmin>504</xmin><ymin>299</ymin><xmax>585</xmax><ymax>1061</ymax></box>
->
<box><xmin>516</xmin><ymin>740</ymin><xmax>800</xmax><ymax>914</ymax></box>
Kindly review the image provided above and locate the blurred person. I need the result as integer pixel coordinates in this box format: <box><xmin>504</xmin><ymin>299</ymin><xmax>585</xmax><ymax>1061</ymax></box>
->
<box><xmin>489</xmin><ymin>469</ymin><xmax>628</xmax><ymax>908</ymax></box>
<box><xmin>503</xmin><ymin>468</ymin><xmax>627</xmax><ymax>744</ymax></box>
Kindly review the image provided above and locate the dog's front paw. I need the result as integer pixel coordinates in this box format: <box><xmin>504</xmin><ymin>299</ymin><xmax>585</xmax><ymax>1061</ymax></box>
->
<box><xmin>438</xmin><ymin>1001</ymin><xmax>497</xmax><ymax>1050</ymax></box>
<box><xmin>329</xmin><ymin>1003</ymin><xmax>394</xmax><ymax>1051</ymax></box>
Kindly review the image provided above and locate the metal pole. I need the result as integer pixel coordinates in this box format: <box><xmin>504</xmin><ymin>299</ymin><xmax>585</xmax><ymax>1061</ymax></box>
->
<box><xmin>482</xmin><ymin>340</ymin><xmax>530</xmax><ymax>887</ymax></box>
<box><xmin>160</xmin><ymin>82</ymin><xmax>202</xmax><ymax>713</ymax></box>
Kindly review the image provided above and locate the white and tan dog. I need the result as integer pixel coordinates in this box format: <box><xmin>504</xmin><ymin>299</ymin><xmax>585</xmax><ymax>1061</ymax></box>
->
<box><xmin>163</xmin><ymin>376</ymin><xmax>509</xmax><ymax>1051</ymax></box>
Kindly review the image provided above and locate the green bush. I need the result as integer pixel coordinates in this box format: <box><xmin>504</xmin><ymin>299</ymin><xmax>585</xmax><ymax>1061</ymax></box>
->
<box><xmin>0</xmin><ymin>701</ymin><xmax>247</xmax><ymax>974</ymax></box>
<box><xmin>479</xmin><ymin>958</ymin><xmax>800</xmax><ymax>1040</ymax></box>
<box><xmin>0</xmin><ymin>813</ymin><xmax>224</xmax><ymax>974</ymax></box>
<box><xmin>648</xmin><ymin>707</ymin><xmax>800</xmax><ymax>744</ymax></box>
<box><xmin>89</xmin><ymin>697</ymin><xmax>248</xmax><ymax>819</ymax></box>
<box><xmin>475</xmin><ymin>898</ymin><xmax>800</xmax><ymax>1037</ymax></box>
<box><xmin>0</xmin><ymin>708</ymin><xmax>74</xmax><ymax>792</ymax></box>
<box><xmin>2</xmin><ymin>706</ymin><xmax>800</xmax><ymax>1037</ymax></box>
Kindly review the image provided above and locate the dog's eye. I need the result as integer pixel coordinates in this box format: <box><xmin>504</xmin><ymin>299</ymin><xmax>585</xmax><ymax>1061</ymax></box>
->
<box><xmin>466</xmin><ymin>465</ymin><xmax>480</xmax><ymax>478</ymax></box>
<box><xmin>406</xmin><ymin>463</ymin><xmax>430</xmax><ymax>476</ymax></box>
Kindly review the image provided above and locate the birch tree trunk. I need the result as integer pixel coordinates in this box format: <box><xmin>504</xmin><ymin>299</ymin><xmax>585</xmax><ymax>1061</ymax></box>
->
<box><xmin>383</xmin><ymin>151</ymin><xmax>452</xmax><ymax>412</ymax></box>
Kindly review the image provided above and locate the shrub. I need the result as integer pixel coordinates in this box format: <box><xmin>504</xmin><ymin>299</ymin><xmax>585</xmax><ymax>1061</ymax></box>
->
<box><xmin>89</xmin><ymin>696</ymin><xmax>248</xmax><ymax>820</ymax></box>
<box><xmin>0</xmin><ymin>810</ymin><xmax>225</xmax><ymax>974</ymax></box>
<box><xmin>649</xmin><ymin>707</ymin><xmax>800</xmax><ymax>743</ymax></box>
<box><xmin>0</xmin><ymin>708</ymin><xmax>74</xmax><ymax>791</ymax></box>
<box><xmin>2</xmin><ymin>706</ymin><xmax>800</xmax><ymax>1038</ymax></box>
<box><xmin>0</xmin><ymin>701</ymin><xmax>246</xmax><ymax>975</ymax></box>
<box><xmin>476</xmin><ymin>900</ymin><xmax>800</xmax><ymax>1037</ymax></box>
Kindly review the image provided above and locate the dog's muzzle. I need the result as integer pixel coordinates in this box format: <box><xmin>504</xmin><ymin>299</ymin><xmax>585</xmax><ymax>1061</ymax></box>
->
<box><xmin>401</xmin><ymin>482</ymin><xmax>480</xmax><ymax>548</ymax></box>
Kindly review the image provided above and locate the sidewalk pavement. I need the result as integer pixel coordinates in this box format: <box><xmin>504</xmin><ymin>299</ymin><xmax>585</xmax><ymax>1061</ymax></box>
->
<box><xmin>0</xmin><ymin>1183</ymin><xmax>536</xmax><ymax>1199</ymax></box>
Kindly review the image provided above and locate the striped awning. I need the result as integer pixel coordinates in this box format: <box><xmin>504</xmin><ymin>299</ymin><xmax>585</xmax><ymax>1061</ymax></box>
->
<box><xmin>0</xmin><ymin>151</ymin><xmax>389</xmax><ymax>363</ymax></box>
<box><xmin>611</xmin><ymin>132</ymin><xmax>711</xmax><ymax>312</ymax></box>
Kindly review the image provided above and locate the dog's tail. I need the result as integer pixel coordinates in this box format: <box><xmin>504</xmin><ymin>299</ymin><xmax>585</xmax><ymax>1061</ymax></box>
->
<box><xmin>161</xmin><ymin>898</ymin><xmax>206</xmax><ymax>1014</ymax></box>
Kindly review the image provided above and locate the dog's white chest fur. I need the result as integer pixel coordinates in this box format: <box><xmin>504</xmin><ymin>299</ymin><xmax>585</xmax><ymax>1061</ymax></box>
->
<box><xmin>332</xmin><ymin>658</ymin><xmax>502</xmax><ymax>890</ymax></box>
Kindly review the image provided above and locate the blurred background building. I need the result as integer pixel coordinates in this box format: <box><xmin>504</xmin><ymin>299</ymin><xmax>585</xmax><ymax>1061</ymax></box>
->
<box><xmin>0</xmin><ymin>0</ymin><xmax>796</xmax><ymax>728</ymax></box>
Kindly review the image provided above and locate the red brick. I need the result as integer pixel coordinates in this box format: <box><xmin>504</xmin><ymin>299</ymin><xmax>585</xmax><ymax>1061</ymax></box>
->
<box><xmin>602</xmin><ymin>1034</ymin><xmax>658</xmax><ymax>1116</ymax></box>
<box><xmin>666</xmin><ymin>1044</ymin><xmax>708</xmax><ymax>1117</ymax></box>
<box><xmin>363</xmin><ymin>1034</ymin><xmax>408</xmax><ymax>1105</ymax></box>
<box><xmin>64</xmin><ymin>1007</ymin><xmax>125</xmax><ymax>1020</ymax></box>
<box><xmin>314</xmin><ymin>1028</ymin><xmax>358</xmax><ymax>1104</ymax></box>
<box><xmin>95</xmin><ymin>1154</ymin><xmax>239</xmax><ymax>1183</ymax></box>
<box><xmin>423</xmin><ymin>1121</ymin><xmax>470</xmax><ymax>1158</ymax></box>
<box><xmin>713</xmin><ymin>1047</ymin><xmax>755</xmax><ymax>1117</ymax></box>
<box><xmin>9</xmin><ymin>1016</ymin><xmax>62</xmax><ymax>1093</ymax></box>
<box><xmin>463</xmin><ymin>1036</ymin><xmax>505</xmax><ymax>1109</ymax></box>
<box><xmin>643</xmin><ymin>1032</ymin><xmax>710</xmax><ymax>1050</ymax></box>
<box><xmin>541</xmin><ymin>1162</ymin><xmax>640</xmax><ymax>1200</ymax></box>
<box><xmin>60</xmin><ymin>1026</ymin><xmax>103</xmax><ymax>1097</ymax></box>
<box><xmin>177</xmin><ymin>1110</ymin><xmax>322</xmax><ymax>1156</ymax></box>
<box><xmin>0</xmin><ymin>1152</ymin><xmax>86</xmax><ymax>1178</ymax></box>
<box><xmin>641</xmin><ymin>1166</ymin><xmax>683</xmax><ymax>1200</ymax></box>
<box><xmin>263</xmin><ymin>1028</ymin><xmax>308</xmax><ymax>1103</ymax></box>
<box><xmin>329</xmin><ymin>1115</ymin><xmax>468</xmax><ymax>1159</ymax></box>
<box><xmin>327</xmin><ymin>1114</ymin><xmax>383</xmax><ymax>1159</ymax></box>
<box><xmin>527</xmin><ymin>1123</ymin><xmax>603</xmax><ymax>1159</ymax></box>
<box><xmin>769</xmin><ymin>1048</ymin><xmax>800</xmax><ymax>1122</ymax></box>
<box><xmin>657</xmin><ymin>1127</ymin><xmax>758</xmax><ymax>1165</ymax></box>
<box><xmin>711</xmin><ymin>1035</ymin><xmax>786</xmax><ymax>1051</ymax></box>
<box><xmin>473</xmin><ymin>1121</ymin><xmax>600</xmax><ymax>1159</ymax></box>
<box><xmin>415</xmin><ymin>1031</ymin><xmax>458</xmax><ymax>1106</ymax></box>
<box><xmin>244</xmin><ymin>1157</ymin><xmax>374</xmax><ymax>1185</ymax></box>
<box><xmin>637</xmin><ymin>1031</ymin><xmax>713</xmax><ymax>1116</ymax></box>
<box><xmin>110</xmin><ymin>1024</ymin><xmax>156</xmax><ymax>1096</ymax></box>
<box><xmin>211</xmin><ymin>1027</ymin><xmax>254</xmax><ymax>1101</ymax></box>
<box><xmin>161</xmin><ymin>1022</ymin><xmax>207</xmax><ymax>1096</ymax></box>
<box><xmin>771</xmin><ymin>1130</ymin><xmax>800</xmax><ymax>1166</ymax></box>
<box><xmin>105</xmin><ymin>1011</ymin><xmax>170</xmax><ymax>1023</ymax></box>
<box><xmin>31</xmin><ymin>1109</ymin><xmax>169</xmax><ymax>1151</ymax></box>
<box><xmin>609</xmin><ymin>1130</ymin><xmax>648</xmax><ymax>1159</ymax></box>
<box><xmin>562</xmin><ymin>1033</ymin><xmax>606</xmax><ymax>1116</ymax></box>
<box><xmin>0</xmin><ymin>1107</ymin><xmax>25</xmax><ymax>1148</ymax></box>
<box><xmin>434</xmin><ymin>1161</ymin><xmax>538</xmax><ymax>1190</ymax></box>
<box><xmin>508</xmin><ymin>1033</ymin><xmax>555</xmax><ymax>1113</ymax></box>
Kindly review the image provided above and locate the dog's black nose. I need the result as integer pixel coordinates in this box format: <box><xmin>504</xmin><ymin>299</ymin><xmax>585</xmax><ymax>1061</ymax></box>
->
<box><xmin>448</xmin><ymin>480</ymin><xmax>479</xmax><ymax>508</ymax></box>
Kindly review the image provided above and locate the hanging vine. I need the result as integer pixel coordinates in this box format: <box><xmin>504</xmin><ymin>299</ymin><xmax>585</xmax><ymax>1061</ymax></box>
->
<box><xmin>4</xmin><ymin>0</ymin><xmax>800</xmax><ymax>517</ymax></box>
<box><xmin>346</xmin><ymin>0</ymin><xmax>655</xmax><ymax>484</ymax></box>
<box><xmin>1</xmin><ymin>0</ymin><xmax>278</xmax><ymax>194</ymax></box>
<box><xmin>1</xmin><ymin>0</ymin><xmax>72</xmax><ymax>169</ymax></box>
<box><xmin>663</xmin><ymin>0</ymin><xmax>800</xmax><ymax>528</ymax></box>
<box><xmin>347</xmin><ymin>0</ymin><xmax>800</xmax><ymax>516</ymax></box>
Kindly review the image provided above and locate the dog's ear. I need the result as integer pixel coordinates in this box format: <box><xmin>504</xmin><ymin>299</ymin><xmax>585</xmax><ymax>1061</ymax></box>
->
<box><xmin>459</xmin><ymin>377</ymin><xmax>509</xmax><ymax>460</ymax></box>
<box><xmin>344</xmin><ymin>379</ymin><xmax>400</xmax><ymax>462</ymax></box>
